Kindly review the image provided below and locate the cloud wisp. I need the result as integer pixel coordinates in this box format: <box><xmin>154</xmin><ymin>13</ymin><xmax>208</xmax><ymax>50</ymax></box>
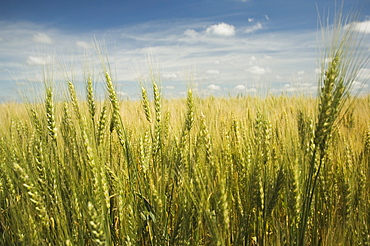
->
<box><xmin>33</xmin><ymin>33</ymin><xmax>54</xmax><ymax>44</ymax></box>
<box><xmin>245</xmin><ymin>22</ymin><xmax>263</xmax><ymax>34</ymax></box>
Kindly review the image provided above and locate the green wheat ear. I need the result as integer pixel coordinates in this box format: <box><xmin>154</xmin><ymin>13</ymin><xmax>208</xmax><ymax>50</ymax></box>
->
<box><xmin>45</xmin><ymin>87</ymin><xmax>57</xmax><ymax>142</ymax></box>
<box><xmin>105</xmin><ymin>71</ymin><xmax>119</xmax><ymax>123</ymax></box>
<box><xmin>97</xmin><ymin>105</ymin><xmax>108</xmax><ymax>146</ymax></box>
<box><xmin>68</xmin><ymin>81</ymin><xmax>81</xmax><ymax>121</ymax></box>
<box><xmin>104</xmin><ymin>71</ymin><xmax>125</xmax><ymax>146</ymax></box>
<box><xmin>152</xmin><ymin>80</ymin><xmax>161</xmax><ymax>124</ymax></box>
<box><xmin>86</xmin><ymin>76</ymin><xmax>96</xmax><ymax>123</ymax></box>
<box><xmin>185</xmin><ymin>89</ymin><xmax>194</xmax><ymax>132</ymax></box>
<box><xmin>266</xmin><ymin>167</ymin><xmax>285</xmax><ymax>218</ymax></box>
<box><xmin>141</xmin><ymin>86</ymin><xmax>152</xmax><ymax>123</ymax></box>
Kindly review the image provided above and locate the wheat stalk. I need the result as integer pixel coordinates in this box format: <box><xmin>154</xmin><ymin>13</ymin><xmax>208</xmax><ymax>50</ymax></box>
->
<box><xmin>45</xmin><ymin>87</ymin><xmax>57</xmax><ymax>143</ymax></box>
<box><xmin>86</xmin><ymin>76</ymin><xmax>96</xmax><ymax>123</ymax></box>
<box><xmin>141</xmin><ymin>86</ymin><xmax>152</xmax><ymax>124</ymax></box>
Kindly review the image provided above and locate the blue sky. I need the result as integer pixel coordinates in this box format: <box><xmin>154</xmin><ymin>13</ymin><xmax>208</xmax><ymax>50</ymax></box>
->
<box><xmin>1</xmin><ymin>0</ymin><xmax>370</xmax><ymax>102</ymax></box>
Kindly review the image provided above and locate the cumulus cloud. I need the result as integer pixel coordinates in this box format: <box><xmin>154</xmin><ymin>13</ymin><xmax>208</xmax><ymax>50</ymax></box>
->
<box><xmin>282</xmin><ymin>84</ymin><xmax>295</xmax><ymax>92</ymax></box>
<box><xmin>76</xmin><ymin>41</ymin><xmax>92</xmax><ymax>49</ymax></box>
<box><xmin>358</xmin><ymin>68</ymin><xmax>370</xmax><ymax>80</ymax></box>
<box><xmin>117</xmin><ymin>91</ymin><xmax>129</xmax><ymax>99</ymax></box>
<box><xmin>248</xmin><ymin>55</ymin><xmax>257</xmax><ymax>65</ymax></box>
<box><xmin>315</xmin><ymin>68</ymin><xmax>322</xmax><ymax>74</ymax></box>
<box><xmin>246</xmin><ymin>87</ymin><xmax>257</xmax><ymax>93</ymax></box>
<box><xmin>248</xmin><ymin>18</ymin><xmax>254</xmax><ymax>23</ymax></box>
<box><xmin>276</xmin><ymin>83</ymin><xmax>317</xmax><ymax>93</ymax></box>
<box><xmin>235</xmin><ymin>84</ymin><xmax>257</xmax><ymax>93</ymax></box>
<box><xmin>208</xmin><ymin>84</ymin><xmax>221</xmax><ymax>90</ymax></box>
<box><xmin>163</xmin><ymin>73</ymin><xmax>178</xmax><ymax>79</ymax></box>
<box><xmin>353</xmin><ymin>81</ymin><xmax>368</xmax><ymax>90</ymax></box>
<box><xmin>246</xmin><ymin>66</ymin><xmax>267</xmax><ymax>75</ymax></box>
<box><xmin>346</xmin><ymin>20</ymin><xmax>370</xmax><ymax>34</ymax></box>
<box><xmin>206</xmin><ymin>69</ymin><xmax>220</xmax><ymax>75</ymax></box>
<box><xmin>26</xmin><ymin>55</ymin><xmax>53</xmax><ymax>66</ymax></box>
<box><xmin>206</xmin><ymin>23</ymin><xmax>236</xmax><ymax>37</ymax></box>
<box><xmin>245</xmin><ymin>22</ymin><xmax>263</xmax><ymax>34</ymax></box>
<box><xmin>184</xmin><ymin>29</ymin><xmax>198</xmax><ymax>38</ymax></box>
<box><xmin>235</xmin><ymin>84</ymin><xmax>246</xmax><ymax>90</ymax></box>
<box><xmin>33</xmin><ymin>33</ymin><xmax>53</xmax><ymax>44</ymax></box>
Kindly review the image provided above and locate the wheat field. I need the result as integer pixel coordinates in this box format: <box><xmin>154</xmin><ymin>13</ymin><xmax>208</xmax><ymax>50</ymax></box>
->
<box><xmin>0</xmin><ymin>77</ymin><xmax>369</xmax><ymax>245</ymax></box>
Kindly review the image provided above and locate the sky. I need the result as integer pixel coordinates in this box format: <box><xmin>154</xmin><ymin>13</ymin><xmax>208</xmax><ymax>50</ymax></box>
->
<box><xmin>1</xmin><ymin>0</ymin><xmax>370</xmax><ymax>102</ymax></box>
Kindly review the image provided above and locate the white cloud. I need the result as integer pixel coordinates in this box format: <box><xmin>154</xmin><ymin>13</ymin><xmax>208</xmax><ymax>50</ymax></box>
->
<box><xmin>76</xmin><ymin>41</ymin><xmax>92</xmax><ymax>49</ymax></box>
<box><xmin>235</xmin><ymin>84</ymin><xmax>246</xmax><ymax>90</ymax></box>
<box><xmin>206</xmin><ymin>69</ymin><xmax>220</xmax><ymax>74</ymax></box>
<box><xmin>265</xmin><ymin>15</ymin><xmax>270</xmax><ymax>21</ymax></box>
<box><xmin>353</xmin><ymin>81</ymin><xmax>368</xmax><ymax>89</ymax></box>
<box><xmin>184</xmin><ymin>29</ymin><xmax>198</xmax><ymax>38</ymax></box>
<box><xmin>206</xmin><ymin>23</ymin><xmax>236</xmax><ymax>37</ymax></box>
<box><xmin>276</xmin><ymin>82</ymin><xmax>317</xmax><ymax>94</ymax></box>
<box><xmin>208</xmin><ymin>84</ymin><xmax>221</xmax><ymax>90</ymax></box>
<box><xmin>117</xmin><ymin>91</ymin><xmax>129</xmax><ymax>98</ymax></box>
<box><xmin>33</xmin><ymin>33</ymin><xmax>53</xmax><ymax>44</ymax></box>
<box><xmin>165</xmin><ymin>85</ymin><xmax>175</xmax><ymax>90</ymax></box>
<box><xmin>297</xmin><ymin>70</ymin><xmax>305</xmax><ymax>75</ymax></box>
<box><xmin>235</xmin><ymin>85</ymin><xmax>256</xmax><ymax>93</ymax></box>
<box><xmin>248</xmin><ymin>55</ymin><xmax>257</xmax><ymax>65</ymax></box>
<box><xmin>246</xmin><ymin>87</ymin><xmax>257</xmax><ymax>93</ymax></box>
<box><xmin>282</xmin><ymin>84</ymin><xmax>295</xmax><ymax>92</ymax></box>
<box><xmin>26</xmin><ymin>55</ymin><xmax>53</xmax><ymax>66</ymax></box>
<box><xmin>358</xmin><ymin>68</ymin><xmax>370</xmax><ymax>80</ymax></box>
<box><xmin>246</xmin><ymin>66</ymin><xmax>266</xmax><ymax>75</ymax></box>
<box><xmin>163</xmin><ymin>73</ymin><xmax>178</xmax><ymax>79</ymax></box>
<box><xmin>245</xmin><ymin>22</ymin><xmax>263</xmax><ymax>33</ymax></box>
<box><xmin>248</xmin><ymin>18</ymin><xmax>254</xmax><ymax>23</ymax></box>
<box><xmin>347</xmin><ymin>20</ymin><xmax>370</xmax><ymax>34</ymax></box>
